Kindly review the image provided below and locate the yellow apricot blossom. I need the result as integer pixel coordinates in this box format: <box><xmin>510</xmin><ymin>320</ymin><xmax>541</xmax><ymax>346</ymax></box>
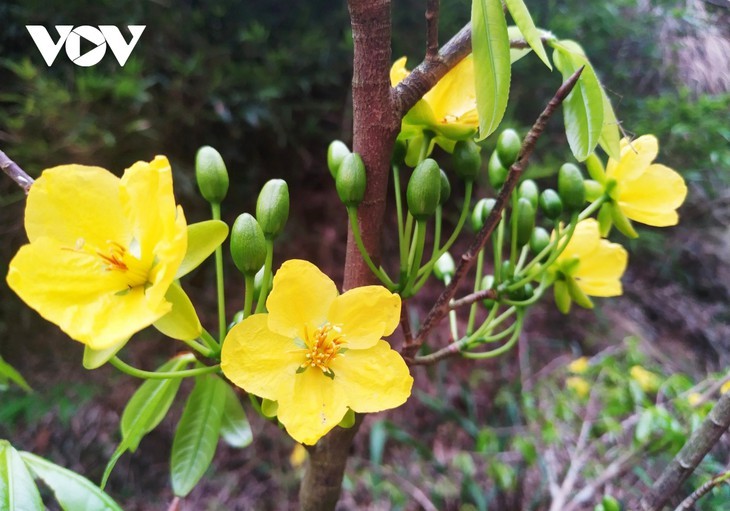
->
<box><xmin>221</xmin><ymin>260</ymin><xmax>413</xmax><ymax>445</ymax></box>
<box><xmin>567</xmin><ymin>356</ymin><xmax>590</xmax><ymax>374</ymax></box>
<box><xmin>7</xmin><ymin>156</ymin><xmax>187</xmax><ymax>352</ymax></box>
<box><xmin>605</xmin><ymin>135</ymin><xmax>687</xmax><ymax>227</ymax></box>
<box><xmin>630</xmin><ymin>365</ymin><xmax>662</xmax><ymax>393</ymax></box>
<box><xmin>566</xmin><ymin>376</ymin><xmax>590</xmax><ymax>398</ymax></box>
<box><xmin>551</xmin><ymin>219</ymin><xmax>628</xmax><ymax>313</ymax></box>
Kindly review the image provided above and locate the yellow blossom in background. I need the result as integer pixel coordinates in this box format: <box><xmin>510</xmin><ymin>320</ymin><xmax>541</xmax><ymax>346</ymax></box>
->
<box><xmin>605</xmin><ymin>135</ymin><xmax>687</xmax><ymax>227</ymax></box>
<box><xmin>289</xmin><ymin>444</ymin><xmax>308</xmax><ymax>468</ymax></box>
<box><xmin>566</xmin><ymin>377</ymin><xmax>590</xmax><ymax>398</ymax></box>
<box><xmin>391</xmin><ymin>55</ymin><xmax>478</xmax><ymax>164</ymax></box>
<box><xmin>687</xmin><ymin>393</ymin><xmax>703</xmax><ymax>407</ymax></box>
<box><xmin>630</xmin><ymin>365</ymin><xmax>662</xmax><ymax>393</ymax></box>
<box><xmin>721</xmin><ymin>381</ymin><xmax>730</xmax><ymax>395</ymax></box>
<box><xmin>7</xmin><ymin>156</ymin><xmax>187</xmax><ymax>351</ymax></box>
<box><xmin>568</xmin><ymin>357</ymin><xmax>590</xmax><ymax>374</ymax></box>
<box><xmin>221</xmin><ymin>260</ymin><xmax>413</xmax><ymax>445</ymax></box>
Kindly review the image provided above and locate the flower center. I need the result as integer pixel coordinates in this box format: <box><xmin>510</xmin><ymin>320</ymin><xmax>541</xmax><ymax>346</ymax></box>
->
<box><xmin>71</xmin><ymin>238</ymin><xmax>150</xmax><ymax>290</ymax></box>
<box><xmin>296</xmin><ymin>322</ymin><xmax>347</xmax><ymax>379</ymax></box>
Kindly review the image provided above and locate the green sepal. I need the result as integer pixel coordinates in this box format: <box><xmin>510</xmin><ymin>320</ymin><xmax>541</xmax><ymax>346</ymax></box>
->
<box><xmin>152</xmin><ymin>282</ymin><xmax>203</xmax><ymax>341</ymax></box>
<box><xmin>176</xmin><ymin>220</ymin><xmax>230</xmax><ymax>279</ymax></box>
<box><xmin>338</xmin><ymin>409</ymin><xmax>356</xmax><ymax>429</ymax></box>
<box><xmin>553</xmin><ymin>279</ymin><xmax>572</xmax><ymax>314</ymax></box>
<box><xmin>598</xmin><ymin>202</ymin><xmax>613</xmax><ymax>237</ymax></box>
<box><xmin>565</xmin><ymin>276</ymin><xmax>594</xmax><ymax>309</ymax></box>
<box><xmin>585</xmin><ymin>153</ymin><xmax>606</xmax><ymax>183</ymax></box>
<box><xmin>610</xmin><ymin>203</ymin><xmax>639</xmax><ymax>239</ymax></box>
<box><xmin>82</xmin><ymin>340</ymin><xmax>127</xmax><ymax>370</ymax></box>
<box><xmin>584</xmin><ymin>180</ymin><xmax>604</xmax><ymax>202</ymax></box>
<box><xmin>261</xmin><ymin>398</ymin><xmax>279</xmax><ymax>418</ymax></box>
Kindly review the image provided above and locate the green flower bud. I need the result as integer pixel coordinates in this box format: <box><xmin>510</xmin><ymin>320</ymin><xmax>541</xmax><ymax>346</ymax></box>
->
<box><xmin>496</xmin><ymin>128</ymin><xmax>521</xmax><ymax>166</ymax></box>
<box><xmin>439</xmin><ymin>169</ymin><xmax>451</xmax><ymax>205</ymax></box>
<box><xmin>229</xmin><ymin>310</ymin><xmax>244</xmax><ymax>331</ymax></box>
<box><xmin>584</xmin><ymin>179</ymin><xmax>604</xmax><ymax>202</ymax></box>
<box><xmin>327</xmin><ymin>140</ymin><xmax>351</xmax><ymax>178</ymax></box>
<box><xmin>256</xmin><ymin>179</ymin><xmax>289</xmax><ymax>239</ymax></box>
<box><xmin>509</xmin><ymin>282</ymin><xmax>534</xmax><ymax>301</ymax></box>
<box><xmin>529</xmin><ymin>227</ymin><xmax>550</xmax><ymax>254</ymax></box>
<box><xmin>481</xmin><ymin>275</ymin><xmax>496</xmax><ymax>308</ymax></box>
<box><xmin>515</xmin><ymin>197</ymin><xmax>536</xmax><ymax>247</ymax></box>
<box><xmin>434</xmin><ymin>252</ymin><xmax>456</xmax><ymax>282</ymax></box>
<box><xmin>471</xmin><ymin>198</ymin><xmax>495</xmax><ymax>231</ymax></box>
<box><xmin>230</xmin><ymin>213</ymin><xmax>267</xmax><ymax>275</ymax></box>
<box><xmin>452</xmin><ymin>140</ymin><xmax>482</xmax><ymax>181</ymax></box>
<box><xmin>518</xmin><ymin>179</ymin><xmax>539</xmax><ymax>209</ymax></box>
<box><xmin>554</xmin><ymin>279</ymin><xmax>571</xmax><ymax>314</ymax></box>
<box><xmin>488</xmin><ymin>151</ymin><xmax>508</xmax><ymax>190</ymax></box>
<box><xmin>585</xmin><ymin>153</ymin><xmax>606</xmax><ymax>183</ymax></box>
<box><xmin>195</xmin><ymin>145</ymin><xmax>229</xmax><ymax>204</ymax></box>
<box><xmin>600</xmin><ymin>496</ymin><xmax>621</xmax><ymax>511</ymax></box>
<box><xmin>336</xmin><ymin>153</ymin><xmax>367</xmax><ymax>207</ymax></box>
<box><xmin>558</xmin><ymin>163</ymin><xmax>586</xmax><ymax>212</ymax></box>
<box><xmin>501</xmin><ymin>260</ymin><xmax>514</xmax><ymax>280</ymax></box>
<box><xmin>539</xmin><ymin>189</ymin><xmax>563</xmax><ymax>220</ymax></box>
<box><xmin>407</xmin><ymin>158</ymin><xmax>441</xmax><ymax>220</ymax></box>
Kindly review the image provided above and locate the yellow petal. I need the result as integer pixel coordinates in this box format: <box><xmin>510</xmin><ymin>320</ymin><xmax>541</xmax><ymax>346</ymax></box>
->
<box><xmin>266</xmin><ymin>260</ymin><xmax>338</xmax><ymax>338</ymax></box>
<box><xmin>330</xmin><ymin>340</ymin><xmax>413</xmax><ymax>413</ymax></box>
<box><xmin>276</xmin><ymin>368</ymin><xmax>348</xmax><ymax>445</ymax></box>
<box><xmin>607</xmin><ymin>135</ymin><xmax>658</xmax><ymax>182</ymax></box>
<box><xmin>618</xmin><ymin>164</ymin><xmax>687</xmax><ymax>227</ymax></box>
<box><xmin>557</xmin><ymin>219</ymin><xmax>600</xmax><ymax>263</ymax></box>
<box><xmin>327</xmin><ymin>286</ymin><xmax>401</xmax><ymax>350</ymax></box>
<box><xmin>221</xmin><ymin>314</ymin><xmax>302</xmax><ymax>402</ymax></box>
<box><xmin>390</xmin><ymin>57</ymin><xmax>410</xmax><ymax>86</ymax></box>
<box><xmin>24</xmin><ymin>165</ymin><xmax>128</xmax><ymax>246</ymax></box>
<box><xmin>425</xmin><ymin>54</ymin><xmax>477</xmax><ymax>129</ymax></box>
<box><xmin>7</xmin><ymin>238</ymin><xmax>169</xmax><ymax>349</ymax></box>
<box><xmin>574</xmin><ymin>239</ymin><xmax>627</xmax><ymax>297</ymax></box>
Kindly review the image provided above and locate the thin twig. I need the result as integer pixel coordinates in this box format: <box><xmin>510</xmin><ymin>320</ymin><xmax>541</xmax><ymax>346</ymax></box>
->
<box><xmin>426</xmin><ymin>0</ymin><xmax>440</xmax><ymax>60</ymax></box>
<box><xmin>403</xmin><ymin>67</ymin><xmax>585</xmax><ymax>361</ymax></box>
<box><xmin>566</xmin><ymin>450</ymin><xmax>642</xmax><ymax>511</ymax></box>
<box><xmin>0</xmin><ymin>150</ymin><xmax>34</xmax><ymax>193</ymax></box>
<box><xmin>400</xmin><ymin>299</ymin><xmax>414</xmax><ymax>345</ymax></box>
<box><xmin>675</xmin><ymin>470</ymin><xmax>730</xmax><ymax>511</ymax></box>
<box><xmin>449</xmin><ymin>289</ymin><xmax>498</xmax><ymax>310</ymax></box>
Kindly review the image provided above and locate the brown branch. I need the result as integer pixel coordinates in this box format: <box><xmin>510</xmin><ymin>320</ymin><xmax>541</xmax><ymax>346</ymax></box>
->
<box><xmin>425</xmin><ymin>0</ymin><xmax>440</xmax><ymax>60</ymax></box>
<box><xmin>449</xmin><ymin>289</ymin><xmax>498</xmax><ymax>310</ymax></box>
<box><xmin>636</xmin><ymin>391</ymin><xmax>730</xmax><ymax>510</ymax></box>
<box><xmin>675</xmin><ymin>470</ymin><xmax>730</xmax><ymax>511</ymax></box>
<box><xmin>0</xmin><ymin>150</ymin><xmax>34</xmax><ymax>193</ymax></box>
<box><xmin>402</xmin><ymin>67</ymin><xmax>584</xmax><ymax>360</ymax></box>
<box><xmin>400</xmin><ymin>299</ymin><xmax>414</xmax><ymax>344</ymax></box>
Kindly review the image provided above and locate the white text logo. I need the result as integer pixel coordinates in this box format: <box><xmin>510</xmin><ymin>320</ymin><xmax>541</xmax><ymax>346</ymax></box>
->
<box><xmin>26</xmin><ymin>25</ymin><xmax>146</xmax><ymax>67</ymax></box>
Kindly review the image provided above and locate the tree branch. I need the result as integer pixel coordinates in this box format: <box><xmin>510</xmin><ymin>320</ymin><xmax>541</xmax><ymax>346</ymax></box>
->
<box><xmin>449</xmin><ymin>289</ymin><xmax>498</xmax><ymax>310</ymax></box>
<box><xmin>637</xmin><ymin>391</ymin><xmax>730</xmax><ymax>510</ymax></box>
<box><xmin>403</xmin><ymin>67</ymin><xmax>584</xmax><ymax>360</ymax></box>
<box><xmin>0</xmin><ymin>150</ymin><xmax>34</xmax><ymax>193</ymax></box>
<box><xmin>425</xmin><ymin>0</ymin><xmax>440</xmax><ymax>60</ymax></box>
<box><xmin>675</xmin><ymin>470</ymin><xmax>730</xmax><ymax>511</ymax></box>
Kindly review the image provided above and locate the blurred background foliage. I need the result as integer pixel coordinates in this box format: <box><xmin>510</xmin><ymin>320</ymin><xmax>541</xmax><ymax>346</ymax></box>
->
<box><xmin>1</xmin><ymin>0</ymin><xmax>729</xmax><ymax>509</ymax></box>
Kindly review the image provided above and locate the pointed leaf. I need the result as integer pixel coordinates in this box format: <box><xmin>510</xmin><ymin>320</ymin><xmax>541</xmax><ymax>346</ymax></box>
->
<box><xmin>552</xmin><ymin>40</ymin><xmax>604</xmax><ymax>161</ymax></box>
<box><xmin>504</xmin><ymin>0</ymin><xmax>551</xmax><ymax>69</ymax></box>
<box><xmin>82</xmin><ymin>340</ymin><xmax>127</xmax><ymax>370</ymax></box>
<box><xmin>472</xmin><ymin>0</ymin><xmax>511</xmax><ymax>140</ymax></box>
<box><xmin>0</xmin><ymin>441</ymin><xmax>43</xmax><ymax>511</ymax></box>
<box><xmin>170</xmin><ymin>374</ymin><xmax>227</xmax><ymax>497</ymax></box>
<box><xmin>0</xmin><ymin>356</ymin><xmax>32</xmax><ymax>393</ymax></box>
<box><xmin>220</xmin><ymin>385</ymin><xmax>253</xmax><ymax>449</ymax></box>
<box><xmin>176</xmin><ymin>220</ymin><xmax>229</xmax><ymax>279</ymax></box>
<box><xmin>152</xmin><ymin>282</ymin><xmax>202</xmax><ymax>341</ymax></box>
<box><xmin>20</xmin><ymin>451</ymin><xmax>122</xmax><ymax>511</ymax></box>
<box><xmin>599</xmin><ymin>87</ymin><xmax>621</xmax><ymax>160</ymax></box>
<box><xmin>121</xmin><ymin>355</ymin><xmax>194</xmax><ymax>451</ymax></box>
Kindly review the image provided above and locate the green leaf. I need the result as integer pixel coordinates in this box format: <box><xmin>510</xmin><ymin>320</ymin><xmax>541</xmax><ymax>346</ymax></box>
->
<box><xmin>82</xmin><ymin>341</ymin><xmax>127</xmax><ymax>370</ymax></box>
<box><xmin>20</xmin><ymin>451</ymin><xmax>122</xmax><ymax>511</ymax></box>
<box><xmin>219</xmin><ymin>385</ymin><xmax>253</xmax><ymax>449</ymax></box>
<box><xmin>121</xmin><ymin>355</ymin><xmax>193</xmax><ymax>452</ymax></box>
<box><xmin>552</xmin><ymin>40</ymin><xmax>604</xmax><ymax>161</ymax></box>
<box><xmin>170</xmin><ymin>374</ymin><xmax>227</xmax><ymax>497</ymax></box>
<box><xmin>599</xmin><ymin>87</ymin><xmax>621</xmax><ymax>160</ymax></box>
<box><xmin>176</xmin><ymin>220</ymin><xmax>229</xmax><ymax>279</ymax></box>
<box><xmin>152</xmin><ymin>282</ymin><xmax>202</xmax><ymax>341</ymax></box>
<box><xmin>504</xmin><ymin>0</ymin><xmax>551</xmax><ymax>69</ymax></box>
<box><xmin>0</xmin><ymin>440</ymin><xmax>43</xmax><ymax>511</ymax></box>
<box><xmin>472</xmin><ymin>0</ymin><xmax>511</xmax><ymax>140</ymax></box>
<box><xmin>0</xmin><ymin>356</ymin><xmax>32</xmax><ymax>393</ymax></box>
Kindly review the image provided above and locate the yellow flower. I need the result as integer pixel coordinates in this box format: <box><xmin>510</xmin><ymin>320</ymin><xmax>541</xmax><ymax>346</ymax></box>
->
<box><xmin>630</xmin><ymin>365</ymin><xmax>662</xmax><ymax>393</ymax></box>
<box><xmin>687</xmin><ymin>392</ymin><xmax>703</xmax><ymax>407</ymax></box>
<box><xmin>551</xmin><ymin>219</ymin><xmax>628</xmax><ymax>312</ymax></box>
<box><xmin>391</xmin><ymin>56</ymin><xmax>478</xmax><ymax>164</ymax></box>
<box><xmin>566</xmin><ymin>376</ymin><xmax>590</xmax><ymax>398</ymax></box>
<box><xmin>605</xmin><ymin>135</ymin><xmax>687</xmax><ymax>227</ymax></box>
<box><xmin>568</xmin><ymin>356</ymin><xmax>590</xmax><ymax>374</ymax></box>
<box><xmin>721</xmin><ymin>380</ymin><xmax>730</xmax><ymax>395</ymax></box>
<box><xmin>7</xmin><ymin>156</ymin><xmax>187</xmax><ymax>351</ymax></box>
<box><xmin>221</xmin><ymin>260</ymin><xmax>413</xmax><ymax>445</ymax></box>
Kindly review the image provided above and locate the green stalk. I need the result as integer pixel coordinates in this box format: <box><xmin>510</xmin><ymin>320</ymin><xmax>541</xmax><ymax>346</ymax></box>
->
<box><xmin>393</xmin><ymin>164</ymin><xmax>405</xmax><ymax>252</ymax></box>
<box><xmin>211</xmin><ymin>202</ymin><xmax>226</xmax><ymax>343</ymax></box>
<box><xmin>200</xmin><ymin>328</ymin><xmax>220</xmax><ymax>353</ymax></box>
<box><xmin>243</xmin><ymin>274</ymin><xmax>255</xmax><ymax>318</ymax></box>
<box><xmin>110</xmin><ymin>357</ymin><xmax>220</xmax><ymax>379</ymax></box>
<box><xmin>462</xmin><ymin>315</ymin><xmax>523</xmax><ymax>359</ymax></box>
<box><xmin>255</xmin><ymin>239</ymin><xmax>275</xmax><ymax>313</ymax></box>
<box><xmin>466</xmin><ymin>249</ymin><xmax>484</xmax><ymax>335</ymax></box>
<box><xmin>444</xmin><ymin>275</ymin><xmax>459</xmax><ymax>342</ymax></box>
<box><xmin>347</xmin><ymin>207</ymin><xmax>396</xmax><ymax>289</ymax></box>
<box><xmin>179</xmin><ymin>338</ymin><xmax>215</xmax><ymax>358</ymax></box>
<box><xmin>402</xmin><ymin>219</ymin><xmax>427</xmax><ymax>296</ymax></box>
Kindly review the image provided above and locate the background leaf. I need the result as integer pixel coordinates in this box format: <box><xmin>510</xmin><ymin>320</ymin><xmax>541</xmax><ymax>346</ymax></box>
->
<box><xmin>219</xmin><ymin>385</ymin><xmax>253</xmax><ymax>449</ymax></box>
<box><xmin>599</xmin><ymin>87</ymin><xmax>621</xmax><ymax>160</ymax></box>
<box><xmin>472</xmin><ymin>0</ymin><xmax>511</xmax><ymax>140</ymax></box>
<box><xmin>20</xmin><ymin>451</ymin><xmax>123</xmax><ymax>511</ymax></box>
<box><xmin>0</xmin><ymin>441</ymin><xmax>43</xmax><ymax>511</ymax></box>
<box><xmin>0</xmin><ymin>356</ymin><xmax>32</xmax><ymax>393</ymax></box>
<box><xmin>170</xmin><ymin>374</ymin><xmax>227</xmax><ymax>497</ymax></box>
<box><xmin>504</xmin><ymin>0</ymin><xmax>552</xmax><ymax>69</ymax></box>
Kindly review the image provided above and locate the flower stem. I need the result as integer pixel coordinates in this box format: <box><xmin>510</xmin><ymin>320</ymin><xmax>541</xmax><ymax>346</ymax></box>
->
<box><xmin>200</xmin><ymin>329</ymin><xmax>220</xmax><ymax>353</ymax></box>
<box><xmin>179</xmin><ymin>338</ymin><xmax>215</xmax><ymax>358</ymax></box>
<box><xmin>243</xmin><ymin>273</ymin><xmax>255</xmax><ymax>318</ymax></box>
<box><xmin>255</xmin><ymin>239</ymin><xmax>275</xmax><ymax>313</ymax></box>
<box><xmin>393</xmin><ymin>164</ymin><xmax>405</xmax><ymax>254</ymax></box>
<box><xmin>347</xmin><ymin>207</ymin><xmax>396</xmax><ymax>289</ymax></box>
<box><xmin>211</xmin><ymin>202</ymin><xmax>226</xmax><ymax>343</ymax></box>
<box><xmin>110</xmin><ymin>356</ymin><xmax>220</xmax><ymax>379</ymax></box>
<box><xmin>402</xmin><ymin>219</ymin><xmax>427</xmax><ymax>296</ymax></box>
<box><xmin>466</xmin><ymin>248</ymin><xmax>484</xmax><ymax>335</ymax></box>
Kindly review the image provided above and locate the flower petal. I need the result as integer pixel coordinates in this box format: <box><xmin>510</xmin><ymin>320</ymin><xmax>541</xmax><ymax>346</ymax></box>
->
<box><xmin>328</xmin><ymin>286</ymin><xmax>401</xmax><ymax>350</ymax></box>
<box><xmin>557</xmin><ymin>219</ymin><xmax>600</xmax><ymax>263</ymax></box>
<box><xmin>24</xmin><ymin>165</ymin><xmax>128</xmax><ymax>246</ymax></box>
<box><xmin>7</xmin><ymin>238</ymin><xmax>169</xmax><ymax>349</ymax></box>
<box><xmin>266</xmin><ymin>260</ymin><xmax>338</xmax><ymax>338</ymax></box>
<box><xmin>390</xmin><ymin>57</ymin><xmax>409</xmax><ymax>86</ymax></box>
<box><xmin>330</xmin><ymin>340</ymin><xmax>413</xmax><ymax>413</ymax></box>
<box><xmin>276</xmin><ymin>368</ymin><xmax>348</xmax><ymax>445</ymax></box>
<box><xmin>221</xmin><ymin>314</ymin><xmax>302</xmax><ymax>402</ymax></box>
<box><xmin>424</xmin><ymin>54</ymin><xmax>477</xmax><ymax>129</ymax></box>
<box><xmin>618</xmin><ymin>164</ymin><xmax>687</xmax><ymax>227</ymax></box>
<box><xmin>574</xmin><ymin>240</ymin><xmax>627</xmax><ymax>297</ymax></box>
<box><xmin>607</xmin><ymin>135</ymin><xmax>658</xmax><ymax>182</ymax></box>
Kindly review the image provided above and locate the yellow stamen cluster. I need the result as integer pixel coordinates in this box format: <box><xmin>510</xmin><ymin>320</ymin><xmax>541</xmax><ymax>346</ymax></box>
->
<box><xmin>299</xmin><ymin>323</ymin><xmax>346</xmax><ymax>376</ymax></box>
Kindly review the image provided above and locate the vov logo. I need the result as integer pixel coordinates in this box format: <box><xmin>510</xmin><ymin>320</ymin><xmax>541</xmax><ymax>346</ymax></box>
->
<box><xmin>26</xmin><ymin>25</ymin><xmax>145</xmax><ymax>67</ymax></box>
